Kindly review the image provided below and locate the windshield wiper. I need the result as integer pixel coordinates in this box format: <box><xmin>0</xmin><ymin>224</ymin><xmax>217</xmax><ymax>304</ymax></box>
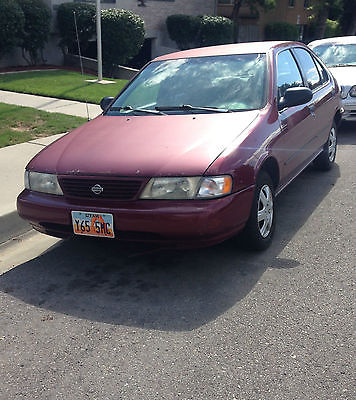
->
<box><xmin>109</xmin><ymin>105</ymin><xmax>166</xmax><ymax>115</ymax></box>
<box><xmin>155</xmin><ymin>104</ymin><xmax>231</xmax><ymax>113</ymax></box>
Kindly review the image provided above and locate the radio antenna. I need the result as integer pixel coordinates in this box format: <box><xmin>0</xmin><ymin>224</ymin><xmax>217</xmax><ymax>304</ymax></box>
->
<box><xmin>73</xmin><ymin>11</ymin><xmax>90</xmax><ymax>121</ymax></box>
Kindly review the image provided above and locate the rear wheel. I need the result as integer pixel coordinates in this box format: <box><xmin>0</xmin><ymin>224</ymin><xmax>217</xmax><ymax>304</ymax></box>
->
<box><xmin>242</xmin><ymin>171</ymin><xmax>275</xmax><ymax>251</ymax></box>
<box><xmin>314</xmin><ymin>122</ymin><xmax>337</xmax><ymax>170</ymax></box>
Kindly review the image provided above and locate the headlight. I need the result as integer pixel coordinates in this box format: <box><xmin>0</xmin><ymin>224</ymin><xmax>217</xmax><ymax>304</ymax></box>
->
<box><xmin>349</xmin><ymin>85</ymin><xmax>356</xmax><ymax>97</ymax></box>
<box><xmin>25</xmin><ymin>171</ymin><xmax>63</xmax><ymax>195</ymax></box>
<box><xmin>140</xmin><ymin>175</ymin><xmax>232</xmax><ymax>199</ymax></box>
<box><xmin>197</xmin><ymin>176</ymin><xmax>232</xmax><ymax>198</ymax></box>
<box><xmin>140</xmin><ymin>177</ymin><xmax>201</xmax><ymax>199</ymax></box>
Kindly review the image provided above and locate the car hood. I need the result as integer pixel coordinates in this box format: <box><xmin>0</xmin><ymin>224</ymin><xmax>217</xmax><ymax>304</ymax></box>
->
<box><xmin>28</xmin><ymin>111</ymin><xmax>259</xmax><ymax>177</ymax></box>
<box><xmin>329</xmin><ymin>66</ymin><xmax>356</xmax><ymax>86</ymax></box>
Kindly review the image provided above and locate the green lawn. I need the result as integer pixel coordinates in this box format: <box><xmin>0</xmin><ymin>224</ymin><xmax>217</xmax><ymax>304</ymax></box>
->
<box><xmin>0</xmin><ymin>103</ymin><xmax>86</xmax><ymax>148</ymax></box>
<box><xmin>0</xmin><ymin>70</ymin><xmax>128</xmax><ymax>104</ymax></box>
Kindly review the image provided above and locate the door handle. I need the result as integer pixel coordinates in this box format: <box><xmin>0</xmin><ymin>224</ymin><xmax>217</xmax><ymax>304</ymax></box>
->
<box><xmin>308</xmin><ymin>103</ymin><xmax>316</xmax><ymax>117</ymax></box>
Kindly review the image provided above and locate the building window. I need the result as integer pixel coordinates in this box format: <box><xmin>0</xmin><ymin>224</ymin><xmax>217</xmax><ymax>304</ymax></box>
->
<box><xmin>218</xmin><ymin>0</ymin><xmax>234</xmax><ymax>4</ymax></box>
<box><xmin>288</xmin><ymin>0</ymin><xmax>295</xmax><ymax>7</ymax></box>
<box><xmin>304</xmin><ymin>0</ymin><xmax>310</xmax><ymax>8</ymax></box>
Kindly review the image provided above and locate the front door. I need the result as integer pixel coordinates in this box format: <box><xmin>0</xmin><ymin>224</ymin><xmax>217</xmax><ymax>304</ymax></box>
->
<box><xmin>274</xmin><ymin>49</ymin><xmax>316</xmax><ymax>188</ymax></box>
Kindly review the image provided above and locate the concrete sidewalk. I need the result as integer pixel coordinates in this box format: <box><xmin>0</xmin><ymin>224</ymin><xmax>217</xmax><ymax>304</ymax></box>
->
<box><xmin>0</xmin><ymin>90</ymin><xmax>101</xmax><ymax>119</ymax></box>
<box><xmin>0</xmin><ymin>135</ymin><xmax>66</xmax><ymax>244</ymax></box>
<box><xmin>0</xmin><ymin>91</ymin><xmax>102</xmax><ymax>244</ymax></box>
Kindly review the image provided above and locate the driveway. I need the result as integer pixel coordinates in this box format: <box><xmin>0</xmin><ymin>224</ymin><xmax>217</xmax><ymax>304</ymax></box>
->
<box><xmin>0</xmin><ymin>124</ymin><xmax>354</xmax><ymax>399</ymax></box>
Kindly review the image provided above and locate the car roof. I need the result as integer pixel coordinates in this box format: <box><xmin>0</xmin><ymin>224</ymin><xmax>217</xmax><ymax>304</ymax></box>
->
<box><xmin>153</xmin><ymin>41</ymin><xmax>306</xmax><ymax>61</ymax></box>
<box><xmin>309</xmin><ymin>36</ymin><xmax>356</xmax><ymax>48</ymax></box>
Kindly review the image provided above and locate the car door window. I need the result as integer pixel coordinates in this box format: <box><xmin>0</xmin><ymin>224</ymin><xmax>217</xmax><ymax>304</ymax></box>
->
<box><xmin>276</xmin><ymin>50</ymin><xmax>303</xmax><ymax>102</ymax></box>
<box><xmin>314</xmin><ymin>57</ymin><xmax>329</xmax><ymax>84</ymax></box>
<box><xmin>294</xmin><ymin>48</ymin><xmax>322</xmax><ymax>90</ymax></box>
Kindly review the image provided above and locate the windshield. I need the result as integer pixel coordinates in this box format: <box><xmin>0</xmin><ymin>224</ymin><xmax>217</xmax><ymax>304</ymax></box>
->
<box><xmin>312</xmin><ymin>43</ymin><xmax>356</xmax><ymax>67</ymax></box>
<box><xmin>107</xmin><ymin>54</ymin><xmax>267</xmax><ymax>115</ymax></box>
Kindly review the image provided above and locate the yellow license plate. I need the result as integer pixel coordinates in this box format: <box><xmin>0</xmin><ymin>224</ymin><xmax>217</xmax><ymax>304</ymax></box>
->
<box><xmin>71</xmin><ymin>211</ymin><xmax>114</xmax><ymax>238</ymax></box>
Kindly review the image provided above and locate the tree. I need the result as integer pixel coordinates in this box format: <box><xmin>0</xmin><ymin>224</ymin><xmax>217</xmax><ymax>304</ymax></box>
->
<box><xmin>308</xmin><ymin>0</ymin><xmax>343</xmax><ymax>39</ymax></box>
<box><xmin>0</xmin><ymin>0</ymin><xmax>24</xmax><ymax>58</ymax></box>
<box><xmin>231</xmin><ymin>0</ymin><xmax>276</xmax><ymax>41</ymax></box>
<box><xmin>339</xmin><ymin>0</ymin><xmax>356</xmax><ymax>35</ymax></box>
<box><xmin>17</xmin><ymin>0</ymin><xmax>52</xmax><ymax>65</ymax></box>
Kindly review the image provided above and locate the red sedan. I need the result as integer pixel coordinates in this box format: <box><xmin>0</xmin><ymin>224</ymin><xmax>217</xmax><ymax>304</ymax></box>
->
<box><xmin>17</xmin><ymin>41</ymin><xmax>341</xmax><ymax>250</ymax></box>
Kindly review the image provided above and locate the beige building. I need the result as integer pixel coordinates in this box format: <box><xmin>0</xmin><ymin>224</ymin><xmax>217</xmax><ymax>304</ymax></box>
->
<box><xmin>218</xmin><ymin>0</ymin><xmax>311</xmax><ymax>41</ymax></box>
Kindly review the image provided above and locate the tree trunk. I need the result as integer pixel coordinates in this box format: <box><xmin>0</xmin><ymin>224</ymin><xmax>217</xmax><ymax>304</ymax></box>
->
<box><xmin>346</xmin><ymin>11</ymin><xmax>356</xmax><ymax>35</ymax></box>
<box><xmin>21</xmin><ymin>48</ymin><xmax>32</xmax><ymax>66</ymax></box>
<box><xmin>231</xmin><ymin>0</ymin><xmax>244</xmax><ymax>42</ymax></box>
<box><xmin>314</xmin><ymin>4</ymin><xmax>330</xmax><ymax>39</ymax></box>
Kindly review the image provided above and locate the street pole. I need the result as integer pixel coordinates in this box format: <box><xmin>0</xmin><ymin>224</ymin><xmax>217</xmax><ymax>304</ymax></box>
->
<box><xmin>96</xmin><ymin>0</ymin><xmax>103</xmax><ymax>81</ymax></box>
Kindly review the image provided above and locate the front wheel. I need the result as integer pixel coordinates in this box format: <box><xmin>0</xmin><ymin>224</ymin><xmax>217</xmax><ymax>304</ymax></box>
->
<box><xmin>314</xmin><ymin>122</ymin><xmax>337</xmax><ymax>171</ymax></box>
<box><xmin>242</xmin><ymin>171</ymin><xmax>275</xmax><ymax>251</ymax></box>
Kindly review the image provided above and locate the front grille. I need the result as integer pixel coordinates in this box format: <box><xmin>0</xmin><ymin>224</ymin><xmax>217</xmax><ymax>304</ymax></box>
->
<box><xmin>59</xmin><ymin>177</ymin><xmax>144</xmax><ymax>200</ymax></box>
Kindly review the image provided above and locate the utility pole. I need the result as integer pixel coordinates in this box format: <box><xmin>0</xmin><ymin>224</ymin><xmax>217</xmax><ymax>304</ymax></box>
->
<box><xmin>96</xmin><ymin>0</ymin><xmax>103</xmax><ymax>81</ymax></box>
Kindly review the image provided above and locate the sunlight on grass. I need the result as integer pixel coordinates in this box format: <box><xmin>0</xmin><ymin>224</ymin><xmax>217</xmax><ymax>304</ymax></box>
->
<box><xmin>0</xmin><ymin>103</ymin><xmax>86</xmax><ymax>148</ymax></box>
<box><xmin>0</xmin><ymin>70</ymin><xmax>128</xmax><ymax>104</ymax></box>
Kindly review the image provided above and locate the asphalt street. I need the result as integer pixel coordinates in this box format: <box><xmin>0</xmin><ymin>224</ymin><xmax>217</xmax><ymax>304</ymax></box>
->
<box><xmin>0</xmin><ymin>124</ymin><xmax>355</xmax><ymax>400</ymax></box>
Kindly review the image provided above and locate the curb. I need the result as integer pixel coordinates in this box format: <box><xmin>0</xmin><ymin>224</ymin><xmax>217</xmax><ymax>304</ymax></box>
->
<box><xmin>0</xmin><ymin>210</ymin><xmax>32</xmax><ymax>245</ymax></box>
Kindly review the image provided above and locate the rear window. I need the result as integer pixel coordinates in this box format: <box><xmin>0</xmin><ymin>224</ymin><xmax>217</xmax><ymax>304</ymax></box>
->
<box><xmin>312</xmin><ymin>43</ymin><xmax>356</xmax><ymax>67</ymax></box>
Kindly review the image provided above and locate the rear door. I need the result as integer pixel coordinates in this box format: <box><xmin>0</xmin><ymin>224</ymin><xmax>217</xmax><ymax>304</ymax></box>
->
<box><xmin>292</xmin><ymin>47</ymin><xmax>334</xmax><ymax>155</ymax></box>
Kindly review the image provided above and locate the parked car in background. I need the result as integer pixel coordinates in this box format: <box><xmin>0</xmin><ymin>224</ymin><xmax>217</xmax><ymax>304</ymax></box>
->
<box><xmin>17</xmin><ymin>41</ymin><xmax>341</xmax><ymax>250</ymax></box>
<box><xmin>309</xmin><ymin>36</ymin><xmax>356</xmax><ymax>122</ymax></box>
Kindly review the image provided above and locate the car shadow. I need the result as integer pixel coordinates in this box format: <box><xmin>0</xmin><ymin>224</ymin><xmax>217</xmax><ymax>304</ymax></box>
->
<box><xmin>338</xmin><ymin>121</ymin><xmax>356</xmax><ymax>145</ymax></box>
<box><xmin>0</xmin><ymin>162</ymin><xmax>342</xmax><ymax>332</ymax></box>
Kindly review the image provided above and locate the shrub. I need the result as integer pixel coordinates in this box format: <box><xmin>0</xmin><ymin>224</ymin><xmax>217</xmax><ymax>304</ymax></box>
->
<box><xmin>304</xmin><ymin>19</ymin><xmax>341</xmax><ymax>42</ymax></box>
<box><xmin>265</xmin><ymin>22</ymin><xmax>299</xmax><ymax>41</ymax></box>
<box><xmin>0</xmin><ymin>0</ymin><xmax>24</xmax><ymax>58</ymax></box>
<box><xmin>199</xmin><ymin>15</ymin><xmax>233</xmax><ymax>47</ymax></box>
<box><xmin>166</xmin><ymin>14</ymin><xmax>201</xmax><ymax>50</ymax></box>
<box><xmin>324</xmin><ymin>19</ymin><xmax>342</xmax><ymax>38</ymax></box>
<box><xmin>101</xmin><ymin>9</ymin><xmax>144</xmax><ymax>74</ymax></box>
<box><xmin>57</xmin><ymin>2</ymin><xmax>95</xmax><ymax>54</ymax></box>
<box><xmin>17</xmin><ymin>0</ymin><xmax>51</xmax><ymax>65</ymax></box>
<box><xmin>166</xmin><ymin>14</ymin><xmax>233</xmax><ymax>50</ymax></box>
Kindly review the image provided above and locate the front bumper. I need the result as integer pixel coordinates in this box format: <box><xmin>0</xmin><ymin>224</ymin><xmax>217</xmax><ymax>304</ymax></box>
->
<box><xmin>341</xmin><ymin>98</ymin><xmax>356</xmax><ymax>121</ymax></box>
<box><xmin>17</xmin><ymin>186</ymin><xmax>255</xmax><ymax>247</ymax></box>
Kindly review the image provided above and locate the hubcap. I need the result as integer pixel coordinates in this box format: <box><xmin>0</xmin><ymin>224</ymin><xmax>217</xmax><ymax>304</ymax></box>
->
<box><xmin>328</xmin><ymin>127</ymin><xmax>337</xmax><ymax>162</ymax></box>
<box><xmin>257</xmin><ymin>184</ymin><xmax>273</xmax><ymax>238</ymax></box>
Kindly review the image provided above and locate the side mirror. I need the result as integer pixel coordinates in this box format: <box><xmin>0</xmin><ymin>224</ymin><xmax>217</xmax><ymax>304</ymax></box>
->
<box><xmin>279</xmin><ymin>87</ymin><xmax>313</xmax><ymax>110</ymax></box>
<box><xmin>100</xmin><ymin>96</ymin><xmax>114</xmax><ymax>111</ymax></box>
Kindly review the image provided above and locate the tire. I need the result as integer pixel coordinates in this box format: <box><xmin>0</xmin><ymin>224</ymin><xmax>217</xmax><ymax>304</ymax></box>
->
<box><xmin>314</xmin><ymin>122</ymin><xmax>337</xmax><ymax>171</ymax></box>
<box><xmin>242</xmin><ymin>171</ymin><xmax>276</xmax><ymax>251</ymax></box>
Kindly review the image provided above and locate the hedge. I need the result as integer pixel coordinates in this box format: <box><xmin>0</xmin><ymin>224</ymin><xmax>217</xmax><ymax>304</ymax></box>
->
<box><xmin>264</xmin><ymin>22</ymin><xmax>299</xmax><ymax>41</ymax></box>
<box><xmin>166</xmin><ymin>14</ymin><xmax>201</xmax><ymax>50</ymax></box>
<box><xmin>57</xmin><ymin>2</ymin><xmax>96</xmax><ymax>54</ymax></box>
<box><xmin>101</xmin><ymin>9</ymin><xmax>145</xmax><ymax>74</ymax></box>
<box><xmin>17</xmin><ymin>0</ymin><xmax>52</xmax><ymax>65</ymax></box>
<box><xmin>166</xmin><ymin>14</ymin><xmax>233</xmax><ymax>50</ymax></box>
<box><xmin>199</xmin><ymin>16</ymin><xmax>233</xmax><ymax>47</ymax></box>
<box><xmin>0</xmin><ymin>0</ymin><xmax>24</xmax><ymax>58</ymax></box>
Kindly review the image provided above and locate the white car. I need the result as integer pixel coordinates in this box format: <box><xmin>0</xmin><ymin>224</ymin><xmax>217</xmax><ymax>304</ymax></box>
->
<box><xmin>309</xmin><ymin>36</ymin><xmax>356</xmax><ymax>122</ymax></box>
